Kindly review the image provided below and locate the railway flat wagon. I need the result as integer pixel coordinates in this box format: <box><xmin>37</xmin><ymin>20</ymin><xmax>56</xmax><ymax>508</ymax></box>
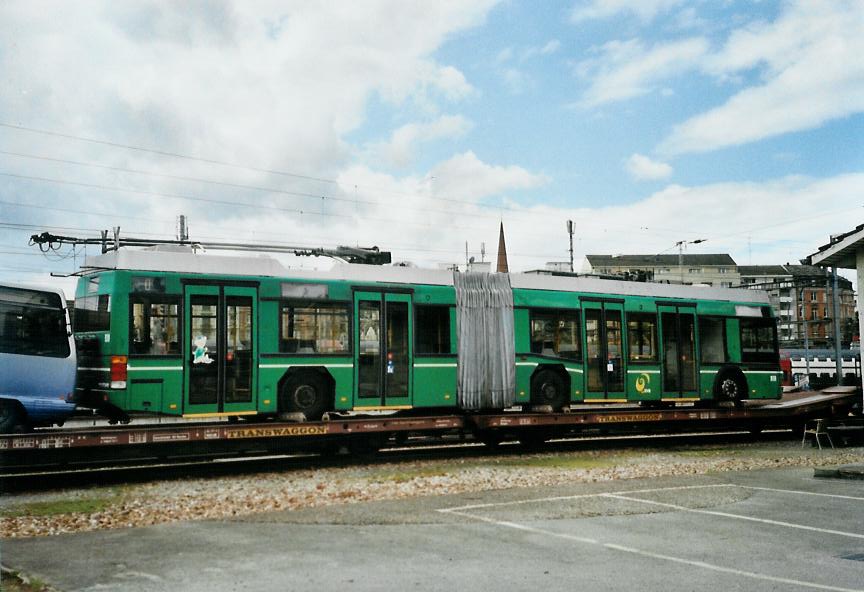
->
<box><xmin>71</xmin><ymin>246</ymin><xmax>782</xmax><ymax>423</ymax></box>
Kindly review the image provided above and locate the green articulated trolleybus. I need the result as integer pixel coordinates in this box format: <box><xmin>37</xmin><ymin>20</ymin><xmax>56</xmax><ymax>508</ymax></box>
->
<box><xmin>71</xmin><ymin>246</ymin><xmax>782</xmax><ymax>422</ymax></box>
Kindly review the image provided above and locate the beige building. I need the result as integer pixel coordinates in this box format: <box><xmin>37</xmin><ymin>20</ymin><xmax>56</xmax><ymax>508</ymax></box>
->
<box><xmin>584</xmin><ymin>254</ymin><xmax>740</xmax><ymax>287</ymax></box>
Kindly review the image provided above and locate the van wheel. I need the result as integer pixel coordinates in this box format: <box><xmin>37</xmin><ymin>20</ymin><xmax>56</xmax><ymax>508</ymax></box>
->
<box><xmin>280</xmin><ymin>374</ymin><xmax>330</xmax><ymax>420</ymax></box>
<box><xmin>0</xmin><ymin>400</ymin><xmax>24</xmax><ymax>433</ymax></box>
<box><xmin>531</xmin><ymin>370</ymin><xmax>568</xmax><ymax>410</ymax></box>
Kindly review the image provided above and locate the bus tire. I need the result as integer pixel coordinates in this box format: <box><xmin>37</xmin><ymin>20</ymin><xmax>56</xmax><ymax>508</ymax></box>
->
<box><xmin>0</xmin><ymin>399</ymin><xmax>25</xmax><ymax>433</ymax></box>
<box><xmin>714</xmin><ymin>369</ymin><xmax>747</xmax><ymax>405</ymax></box>
<box><xmin>531</xmin><ymin>369</ymin><xmax>568</xmax><ymax>411</ymax></box>
<box><xmin>280</xmin><ymin>373</ymin><xmax>331</xmax><ymax>421</ymax></box>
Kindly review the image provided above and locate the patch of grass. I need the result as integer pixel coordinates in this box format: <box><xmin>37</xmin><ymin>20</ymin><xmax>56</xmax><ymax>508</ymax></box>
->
<box><xmin>1</xmin><ymin>569</ymin><xmax>52</xmax><ymax>592</ymax></box>
<box><xmin>0</xmin><ymin>496</ymin><xmax>120</xmax><ymax>519</ymax></box>
<box><xmin>496</xmin><ymin>455</ymin><xmax>619</xmax><ymax>470</ymax></box>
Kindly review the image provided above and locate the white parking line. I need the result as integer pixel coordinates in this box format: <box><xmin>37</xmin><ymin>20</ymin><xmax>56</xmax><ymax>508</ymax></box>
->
<box><xmin>603</xmin><ymin>494</ymin><xmax>864</xmax><ymax>540</ymax></box>
<box><xmin>741</xmin><ymin>485</ymin><xmax>864</xmax><ymax>502</ymax></box>
<box><xmin>438</xmin><ymin>483</ymin><xmax>864</xmax><ymax>592</ymax></box>
<box><xmin>440</xmin><ymin>483</ymin><xmax>736</xmax><ymax>513</ymax></box>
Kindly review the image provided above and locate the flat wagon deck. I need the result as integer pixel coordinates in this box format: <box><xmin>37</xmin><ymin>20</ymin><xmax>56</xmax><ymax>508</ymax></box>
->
<box><xmin>1</xmin><ymin>387</ymin><xmax>857</xmax><ymax>470</ymax></box>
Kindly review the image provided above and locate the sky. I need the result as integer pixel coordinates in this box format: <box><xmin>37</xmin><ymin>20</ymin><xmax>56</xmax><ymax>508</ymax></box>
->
<box><xmin>1</xmin><ymin>0</ymin><xmax>863</xmax><ymax>295</ymax></box>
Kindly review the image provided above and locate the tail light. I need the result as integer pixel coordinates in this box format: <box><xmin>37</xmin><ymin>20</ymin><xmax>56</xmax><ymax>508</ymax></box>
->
<box><xmin>110</xmin><ymin>355</ymin><xmax>128</xmax><ymax>389</ymax></box>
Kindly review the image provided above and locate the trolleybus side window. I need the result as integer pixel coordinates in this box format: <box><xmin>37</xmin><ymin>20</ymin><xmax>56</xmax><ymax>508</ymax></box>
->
<box><xmin>739</xmin><ymin>317</ymin><xmax>778</xmax><ymax>364</ymax></box>
<box><xmin>0</xmin><ymin>287</ymin><xmax>70</xmax><ymax>357</ymax></box>
<box><xmin>130</xmin><ymin>297</ymin><xmax>180</xmax><ymax>355</ymax></box>
<box><xmin>626</xmin><ymin>312</ymin><xmax>657</xmax><ymax>363</ymax></box>
<box><xmin>529</xmin><ymin>309</ymin><xmax>581</xmax><ymax>360</ymax></box>
<box><xmin>280</xmin><ymin>301</ymin><xmax>349</xmax><ymax>354</ymax></box>
<box><xmin>415</xmin><ymin>305</ymin><xmax>452</xmax><ymax>355</ymax></box>
<box><xmin>73</xmin><ymin>294</ymin><xmax>111</xmax><ymax>332</ymax></box>
<box><xmin>699</xmin><ymin>316</ymin><xmax>726</xmax><ymax>364</ymax></box>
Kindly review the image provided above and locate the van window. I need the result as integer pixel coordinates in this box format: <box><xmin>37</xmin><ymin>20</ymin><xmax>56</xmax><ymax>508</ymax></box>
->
<box><xmin>0</xmin><ymin>287</ymin><xmax>70</xmax><ymax>357</ymax></box>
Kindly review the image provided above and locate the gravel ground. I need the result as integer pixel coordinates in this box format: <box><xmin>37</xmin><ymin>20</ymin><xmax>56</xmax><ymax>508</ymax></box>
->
<box><xmin>2</xmin><ymin>440</ymin><xmax>862</xmax><ymax>539</ymax></box>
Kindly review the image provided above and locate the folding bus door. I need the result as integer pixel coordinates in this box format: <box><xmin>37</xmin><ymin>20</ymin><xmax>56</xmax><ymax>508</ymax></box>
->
<box><xmin>658</xmin><ymin>304</ymin><xmax>698</xmax><ymax>399</ymax></box>
<box><xmin>184</xmin><ymin>284</ymin><xmax>257</xmax><ymax>416</ymax></box>
<box><xmin>353</xmin><ymin>291</ymin><xmax>412</xmax><ymax>409</ymax></box>
<box><xmin>582</xmin><ymin>300</ymin><xmax>625</xmax><ymax>401</ymax></box>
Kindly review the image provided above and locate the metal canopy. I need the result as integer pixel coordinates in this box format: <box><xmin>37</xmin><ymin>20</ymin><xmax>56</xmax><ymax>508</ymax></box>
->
<box><xmin>809</xmin><ymin>223</ymin><xmax>864</xmax><ymax>269</ymax></box>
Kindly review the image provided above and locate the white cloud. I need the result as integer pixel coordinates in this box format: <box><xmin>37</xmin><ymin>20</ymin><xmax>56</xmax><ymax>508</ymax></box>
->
<box><xmin>0</xmin><ymin>2</ymin><xmax>497</xmax><ymax>176</ymax></box>
<box><xmin>575</xmin><ymin>37</ymin><xmax>708</xmax><ymax>107</ymax></box>
<box><xmin>625</xmin><ymin>153</ymin><xmax>673</xmax><ymax>180</ymax></box>
<box><xmin>495</xmin><ymin>39</ymin><xmax>561</xmax><ymax>94</ymax></box>
<box><xmin>429</xmin><ymin>151</ymin><xmax>550</xmax><ymax>201</ymax></box>
<box><xmin>661</xmin><ymin>0</ymin><xmax>864</xmax><ymax>154</ymax></box>
<box><xmin>570</xmin><ymin>0</ymin><xmax>685</xmax><ymax>23</ymax></box>
<box><xmin>369</xmin><ymin>115</ymin><xmax>474</xmax><ymax>167</ymax></box>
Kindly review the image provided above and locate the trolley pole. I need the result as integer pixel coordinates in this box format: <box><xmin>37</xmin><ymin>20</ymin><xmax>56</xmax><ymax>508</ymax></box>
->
<box><xmin>567</xmin><ymin>220</ymin><xmax>574</xmax><ymax>273</ymax></box>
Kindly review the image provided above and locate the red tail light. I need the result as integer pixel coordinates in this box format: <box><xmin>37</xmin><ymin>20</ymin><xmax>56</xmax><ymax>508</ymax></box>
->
<box><xmin>111</xmin><ymin>355</ymin><xmax>127</xmax><ymax>389</ymax></box>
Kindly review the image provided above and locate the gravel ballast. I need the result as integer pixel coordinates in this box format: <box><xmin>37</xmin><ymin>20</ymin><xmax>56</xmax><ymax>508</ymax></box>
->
<box><xmin>2</xmin><ymin>440</ymin><xmax>862</xmax><ymax>539</ymax></box>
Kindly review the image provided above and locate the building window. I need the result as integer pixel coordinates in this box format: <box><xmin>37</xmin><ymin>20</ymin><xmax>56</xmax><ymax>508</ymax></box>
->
<box><xmin>719</xmin><ymin>282</ymin><xmax>733</xmax><ymax>288</ymax></box>
<box><xmin>280</xmin><ymin>301</ymin><xmax>349</xmax><ymax>354</ymax></box>
<box><xmin>416</xmin><ymin>305</ymin><xmax>452</xmax><ymax>355</ymax></box>
<box><xmin>688</xmin><ymin>268</ymin><xmax>701</xmax><ymax>274</ymax></box>
<box><xmin>627</xmin><ymin>313</ymin><xmax>657</xmax><ymax>362</ymax></box>
<box><xmin>718</xmin><ymin>267</ymin><xmax>728</xmax><ymax>274</ymax></box>
<box><xmin>131</xmin><ymin>297</ymin><xmax>180</xmax><ymax>355</ymax></box>
<box><xmin>530</xmin><ymin>309</ymin><xmax>581</xmax><ymax>360</ymax></box>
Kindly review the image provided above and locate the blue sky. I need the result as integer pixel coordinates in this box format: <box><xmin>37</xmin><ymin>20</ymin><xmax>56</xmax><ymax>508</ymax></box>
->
<box><xmin>1</xmin><ymin>0</ymin><xmax>862</xmax><ymax>293</ymax></box>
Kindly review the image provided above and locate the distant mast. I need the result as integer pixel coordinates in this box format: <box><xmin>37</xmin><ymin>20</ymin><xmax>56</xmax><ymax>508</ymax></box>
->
<box><xmin>496</xmin><ymin>222</ymin><xmax>509</xmax><ymax>273</ymax></box>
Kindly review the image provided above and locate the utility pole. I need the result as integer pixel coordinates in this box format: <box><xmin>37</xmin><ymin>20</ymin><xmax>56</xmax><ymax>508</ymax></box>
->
<box><xmin>566</xmin><ymin>220</ymin><xmax>574</xmax><ymax>273</ymax></box>
<box><xmin>831</xmin><ymin>267</ymin><xmax>843</xmax><ymax>385</ymax></box>
<box><xmin>801</xmin><ymin>286</ymin><xmax>811</xmax><ymax>389</ymax></box>
<box><xmin>675</xmin><ymin>238</ymin><xmax>705</xmax><ymax>284</ymax></box>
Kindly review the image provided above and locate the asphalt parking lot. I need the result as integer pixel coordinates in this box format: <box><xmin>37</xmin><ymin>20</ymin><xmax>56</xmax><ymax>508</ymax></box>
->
<box><xmin>3</xmin><ymin>467</ymin><xmax>863</xmax><ymax>592</ymax></box>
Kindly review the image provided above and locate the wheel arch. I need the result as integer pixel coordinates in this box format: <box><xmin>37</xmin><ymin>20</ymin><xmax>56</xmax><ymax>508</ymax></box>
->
<box><xmin>712</xmin><ymin>365</ymin><xmax>748</xmax><ymax>401</ymax></box>
<box><xmin>529</xmin><ymin>363</ymin><xmax>572</xmax><ymax>403</ymax></box>
<box><xmin>276</xmin><ymin>366</ymin><xmax>336</xmax><ymax>413</ymax></box>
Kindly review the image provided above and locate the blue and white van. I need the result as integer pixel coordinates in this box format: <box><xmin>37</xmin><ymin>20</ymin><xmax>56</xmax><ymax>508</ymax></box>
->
<box><xmin>0</xmin><ymin>283</ymin><xmax>77</xmax><ymax>431</ymax></box>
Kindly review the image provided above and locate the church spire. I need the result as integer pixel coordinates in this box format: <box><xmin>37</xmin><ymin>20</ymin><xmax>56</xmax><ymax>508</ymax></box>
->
<box><xmin>496</xmin><ymin>222</ymin><xmax>509</xmax><ymax>273</ymax></box>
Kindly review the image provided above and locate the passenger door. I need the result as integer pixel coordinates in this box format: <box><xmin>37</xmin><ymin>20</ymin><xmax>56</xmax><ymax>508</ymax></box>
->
<box><xmin>583</xmin><ymin>300</ymin><xmax>625</xmax><ymax>400</ymax></box>
<box><xmin>658</xmin><ymin>304</ymin><xmax>698</xmax><ymax>399</ymax></box>
<box><xmin>353</xmin><ymin>291</ymin><xmax>412</xmax><ymax>409</ymax></box>
<box><xmin>184</xmin><ymin>284</ymin><xmax>257</xmax><ymax>415</ymax></box>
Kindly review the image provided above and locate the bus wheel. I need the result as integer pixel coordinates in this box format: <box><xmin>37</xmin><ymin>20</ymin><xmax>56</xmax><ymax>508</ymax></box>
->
<box><xmin>715</xmin><ymin>371</ymin><xmax>747</xmax><ymax>405</ymax></box>
<box><xmin>281</xmin><ymin>374</ymin><xmax>330</xmax><ymax>420</ymax></box>
<box><xmin>531</xmin><ymin>370</ymin><xmax>568</xmax><ymax>410</ymax></box>
<box><xmin>0</xmin><ymin>399</ymin><xmax>24</xmax><ymax>433</ymax></box>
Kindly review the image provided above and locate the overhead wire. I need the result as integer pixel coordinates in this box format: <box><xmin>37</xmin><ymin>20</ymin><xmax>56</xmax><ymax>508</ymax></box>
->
<box><xmin>0</xmin><ymin>123</ymin><xmax>696</xmax><ymax>237</ymax></box>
